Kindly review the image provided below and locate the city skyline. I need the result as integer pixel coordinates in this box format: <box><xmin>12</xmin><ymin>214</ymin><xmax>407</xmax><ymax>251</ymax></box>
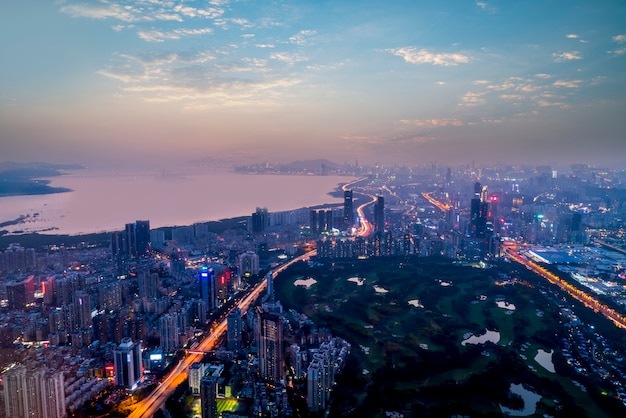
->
<box><xmin>1</xmin><ymin>0</ymin><xmax>625</xmax><ymax>168</ymax></box>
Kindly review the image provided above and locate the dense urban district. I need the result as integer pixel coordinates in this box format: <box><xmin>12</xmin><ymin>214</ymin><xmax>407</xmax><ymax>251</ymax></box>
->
<box><xmin>1</xmin><ymin>162</ymin><xmax>626</xmax><ymax>417</ymax></box>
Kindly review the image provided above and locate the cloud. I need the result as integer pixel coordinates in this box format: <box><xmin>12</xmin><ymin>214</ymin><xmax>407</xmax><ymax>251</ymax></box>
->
<box><xmin>269</xmin><ymin>52</ymin><xmax>308</xmax><ymax>65</ymax></box>
<box><xmin>400</xmin><ymin>118</ymin><xmax>464</xmax><ymax>128</ymax></box>
<box><xmin>552</xmin><ymin>51</ymin><xmax>582</xmax><ymax>62</ymax></box>
<box><xmin>436</xmin><ymin>81</ymin><xmax>447</xmax><ymax>86</ymax></box>
<box><xmin>137</xmin><ymin>28</ymin><xmax>214</xmax><ymax>43</ymax></box>
<box><xmin>613</xmin><ymin>34</ymin><xmax>626</xmax><ymax>43</ymax></box>
<box><xmin>553</xmin><ymin>80</ymin><xmax>582</xmax><ymax>88</ymax></box>
<box><xmin>566</xmin><ymin>34</ymin><xmax>579</xmax><ymax>39</ymax></box>
<box><xmin>534</xmin><ymin>73</ymin><xmax>551</xmax><ymax>79</ymax></box>
<box><xmin>609</xmin><ymin>47</ymin><xmax>626</xmax><ymax>56</ymax></box>
<box><xmin>473</xmin><ymin>80</ymin><xmax>489</xmax><ymax>85</ymax></box>
<box><xmin>60</xmin><ymin>3</ymin><xmax>136</xmax><ymax>22</ymax></box>
<box><xmin>387</xmin><ymin>47</ymin><xmax>470</xmax><ymax>66</ymax></box>
<box><xmin>256</xmin><ymin>44</ymin><xmax>275</xmax><ymax>48</ymax></box>
<box><xmin>460</xmin><ymin>92</ymin><xmax>486</xmax><ymax>106</ymax></box>
<box><xmin>476</xmin><ymin>2</ymin><xmax>488</xmax><ymax>10</ymax></box>
<box><xmin>289</xmin><ymin>30</ymin><xmax>317</xmax><ymax>46</ymax></box>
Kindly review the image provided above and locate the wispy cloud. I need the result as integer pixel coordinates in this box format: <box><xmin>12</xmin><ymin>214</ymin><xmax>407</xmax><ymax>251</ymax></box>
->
<box><xmin>553</xmin><ymin>79</ymin><xmax>582</xmax><ymax>88</ymax></box>
<box><xmin>566</xmin><ymin>34</ymin><xmax>579</xmax><ymax>39</ymax></box>
<box><xmin>137</xmin><ymin>28</ymin><xmax>214</xmax><ymax>43</ymax></box>
<box><xmin>400</xmin><ymin>118</ymin><xmax>464</xmax><ymax>128</ymax></box>
<box><xmin>269</xmin><ymin>52</ymin><xmax>308</xmax><ymax>65</ymax></box>
<box><xmin>387</xmin><ymin>47</ymin><xmax>470</xmax><ymax>66</ymax></box>
<box><xmin>289</xmin><ymin>30</ymin><xmax>317</xmax><ymax>46</ymax></box>
<box><xmin>609</xmin><ymin>34</ymin><xmax>626</xmax><ymax>55</ymax></box>
<box><xmin>460</xmin><ymin>92</ymin><xmax>486</xmax><ymax>106</ymax></box>
<box><xmin>476</xmin><ymin>2</ymin><xmax>488</xmax><ymax>10</ymax></box>
<box><xmin>613</xmin><ymin>34</ymin><xmax>626</xmax><ymax>43</ymax></box>
<box><xmin>552</xmin><ymin>51</ymin><xmax>582</xmax><ymax>62</ymax></box>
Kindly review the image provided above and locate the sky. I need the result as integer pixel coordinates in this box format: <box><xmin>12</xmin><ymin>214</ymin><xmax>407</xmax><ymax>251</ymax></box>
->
<box><xmin>1</xmin><ymin>0</ymin><xmax>625</xmax><ymax>168</ymax></box>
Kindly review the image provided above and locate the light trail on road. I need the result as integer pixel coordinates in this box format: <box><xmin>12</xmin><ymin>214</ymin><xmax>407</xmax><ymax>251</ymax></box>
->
<box><xmin>128</xmin><ymin>251</ymin><xmax>316</xmax><ymax>418</ymax></box>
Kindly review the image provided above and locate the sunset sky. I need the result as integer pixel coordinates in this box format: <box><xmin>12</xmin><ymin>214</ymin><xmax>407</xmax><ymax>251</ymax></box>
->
<box><xmin>1</xmin><ymin>0</ymin><xmax>625</xmax><ymax>167</ymax></box>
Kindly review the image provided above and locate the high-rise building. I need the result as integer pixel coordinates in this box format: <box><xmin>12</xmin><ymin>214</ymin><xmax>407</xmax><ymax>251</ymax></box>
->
<box><xmin>200</xmin><ymin>375</ymin><xmax>218</xmax><ymax>418</ymax></box>
<box><xmin>374</xmin><ymin>195</ymin><xmax>385</xmax><ymax>232</ymax></box>
<box><xmin>138</xmin><ymin>269</ymin><xmax>158</xmax><ymax>300</ymax></box>
<box><xmin>6</xmin><ymin>276</ymin><xmax>34</xmax><ymax>310</ymax></box>
<box><xmin>2</xmin><ymin>364</ymin><xmax>66</xmax><ymax>418</ymax></box>
<box><xmin>135</xmin><ymin>220</ymin><xmax>151</xmax><ymax>256</ymax></box>
<box><xmin>125</xmin><ymin>222</ymin><xmax>137</xmax><ymax>258</ymax></box>
<box><xmin>256</xmin><ymin>306</ymin><xmax>283</xmax><ymax>385</ymax></box>
<box><xmin>343</xmin><ymin>190</ymin><xmax>354</xmax><ymax>229</ymax></box>
<box><xmin>189</xmin><ymin>362</ymin><xmax>207</xmax><ymax>396</ymax></box>
<box><xmin>113</xmin><ymin>337</ymin><xmax>142</xmax><ymax>389</ymax></box>
<box><xmin>159</xmin><ymin>313</ymin><xmax>180</xmax><ymax>353</ymax></box>
<box><xmin>227</xmin><ymin>307</ymin><xmax>242</xmax><ymax>352</ymax></box>
<box><xmin>307</xmin><ymin>360</ymin><xmax>326</xmax><ymax>412</ymax></box>
<box><xmin>199</xmin><ymin>266</ymin><xmax>216</xmax><ymax>313</ymax></box>
<box><xmin>251</xmin><ymin>207</ymin><xmax>269</xmax><ymax>234</ymax></box>
<box><xmin>238</xmin><ymin>251</ymin><xmax>259</xmax><ymax>278</ymax></box>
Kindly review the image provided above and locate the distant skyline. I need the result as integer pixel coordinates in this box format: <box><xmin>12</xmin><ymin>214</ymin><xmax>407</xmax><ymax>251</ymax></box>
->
<box><xmin>1</xmin><ymin>0</ymin><xmax>625</xmax><ymax>168</ymax></box>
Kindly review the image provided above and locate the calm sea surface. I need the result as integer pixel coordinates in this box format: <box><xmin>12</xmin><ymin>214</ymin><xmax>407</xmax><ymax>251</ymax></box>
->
<box><xmin>0</xmin><ymin>167</ymin><xmax>355</xmax><ymax>236</ymax></box>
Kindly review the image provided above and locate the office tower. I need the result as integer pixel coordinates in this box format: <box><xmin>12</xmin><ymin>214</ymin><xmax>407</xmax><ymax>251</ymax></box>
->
<box><xmin>239</xmin><ymin>251</ymin><xmax>259</xmax><ymax>278</ymax></box>
<box><xmin>227</xmin><ymin>307</ymin><xmax>242</xmax><ymax>351</ymax></box>
<box><xmin>74</xmin><ymin>291</ymin><xmax>92</xmax><ymax>329</ymax></box>
<box><xmin>159</xmin><ymin>313</ymin><xmax>180</xmax><ymax>353</ymax></box>
<box><xmin>138</xmin><ymin>269</ymin><xmax>158</xmax><ymax>300</ymax></box>
<box><xmin>343</xmin><ymin>190</ymin><xmax>354</xmax><ymax>229</ymax></box>
<box><xmin>374</xmin><ymin>195</ymin><xmax>385</xmax><ymax>232</ymax></box>
<box><xmin>2</xmin><ymin>364</ymin><xmax>66</xmax><ymax>418</ymax></box>
<box><xmin>188</xmin><ymin>362</ymin><xmax>207</xmax><ymax>396</ymax></box>
<box><xmin>125</xmin><ymin>222</ymin><xmax>137</xmax><ymax>257</ymax></box>
<box><xmin>470</xmin><ymin>182</ymin><xmax>489</xmax><ymax>239</ymax></box>
<box><xmin>310</xmin><ymin>210</ymin><xmax>318</xmax><ymax>234</ymax></box>
<box><xmin>256</xmin><ymin>306</ymin><xmax>283</xmax><ymax>385</ymax></box>
<box><xmin>113</xmin><ymin>337</ymin><xmax>142</xmax><ymax>389</ymax></box>
<box><xmin>6</xmin><ymin>276</ymin><xmax>34</xmax><ymax>310</ymax></box>
<box><xmin>251</xmin><ymin>207</ymin><xmax>269</xmax><ymax>234</ymax></box>
<box><xmin>200</xmin><ymin>375</ymin><xmax>218</xmax><ymax>418</ymax></box>
<box><xmin>199</xmin><ymin>266</ymin><xmax>216</xmax><ymax>313</ymax></box>
<box><xmin>266</xmin><ymin>271</ymin><xmax>274</xmax><ymax>302</ymax></box>
<box><xmin>135</xmin><ymin>220</ymin><xmax>151</xmax><ymax>256</ymax></box>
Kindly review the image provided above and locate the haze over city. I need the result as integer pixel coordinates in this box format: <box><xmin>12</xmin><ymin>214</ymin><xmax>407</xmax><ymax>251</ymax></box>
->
<box><xmin>1</xmin><ymin>0</ymin><xmax>625</xmax><ymax>167</ymax></box>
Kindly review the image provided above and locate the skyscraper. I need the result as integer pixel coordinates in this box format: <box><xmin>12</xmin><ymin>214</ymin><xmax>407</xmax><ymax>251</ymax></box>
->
<box><xmin>374</xmin><ymin>195</ymin><xmax>385</xmax><ymax>233</ymax></box>
<box><xmin>343</xmin><ymin>190</ymin><xmax>354</xmax><ymax>229</ymax></box>
<box><xmin>251</xmin><ymin>207</ymin><xmax>269</xmax><ymax>234</ymax></box>
<box><xmin>159</xmin><ymin>313</ymin><xmax>180</xmax><ymax>353</ymax></box>
<box><xmin>238</xmin><ymin>251</ymin><xmax>259</xmax><ymax>278</ymax></box>
<box><xmin>200</xmin><ymin>375</ymin><xmax>218</xmax><ymax>418</ymax></box>
<box><xmin>227</xmin><ymin>307</ymin><xmax>242</xmax><ymax>352</ymax></box>
<box><xmin>2</xmin><ymin>364</ymin><xmax>66</xmax><ymax>418</ymax></box>
<box><xmin>113</xmin><ymin>337</ymin><xmax>142</xmax><ymax>389</ymax></box>
<box><xmin>256</xmin><ymin>306</ymin><xmax>283</xmax><ymax>385</ymax></box>
<box><xmin>199</xmin><ymin>266</ymin><xmax>215</xmax><ymax>313</ymax></box>
<box><xmin>134</xmin><ymin>220</ymin><xmax>151</xmax><ymax>256</ymax></box>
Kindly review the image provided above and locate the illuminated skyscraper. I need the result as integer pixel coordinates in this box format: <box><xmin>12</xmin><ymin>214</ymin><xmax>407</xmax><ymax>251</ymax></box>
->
<box><xmin>227</xmin><ymin>307</ymin><xmax>243</xmax><ymax>351</ymax></box>
<box><xmin>113</xmin><ymin>337</ymin><xmax>142</xmax><ymax>389</ymax></box>
<box><xmin>374</xmin><ymin>195</ymin><xmax>385</xmax><ymax>232</ymax></box>
<box><xmin>343</xmin><ymin>190</ymin><xmax>354</xmax><ymax>229</ymax></box>
<box><xmin>256</xmin><ymin>306</ymin><xmax>283</xmax><ymax>385</ymax></box>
